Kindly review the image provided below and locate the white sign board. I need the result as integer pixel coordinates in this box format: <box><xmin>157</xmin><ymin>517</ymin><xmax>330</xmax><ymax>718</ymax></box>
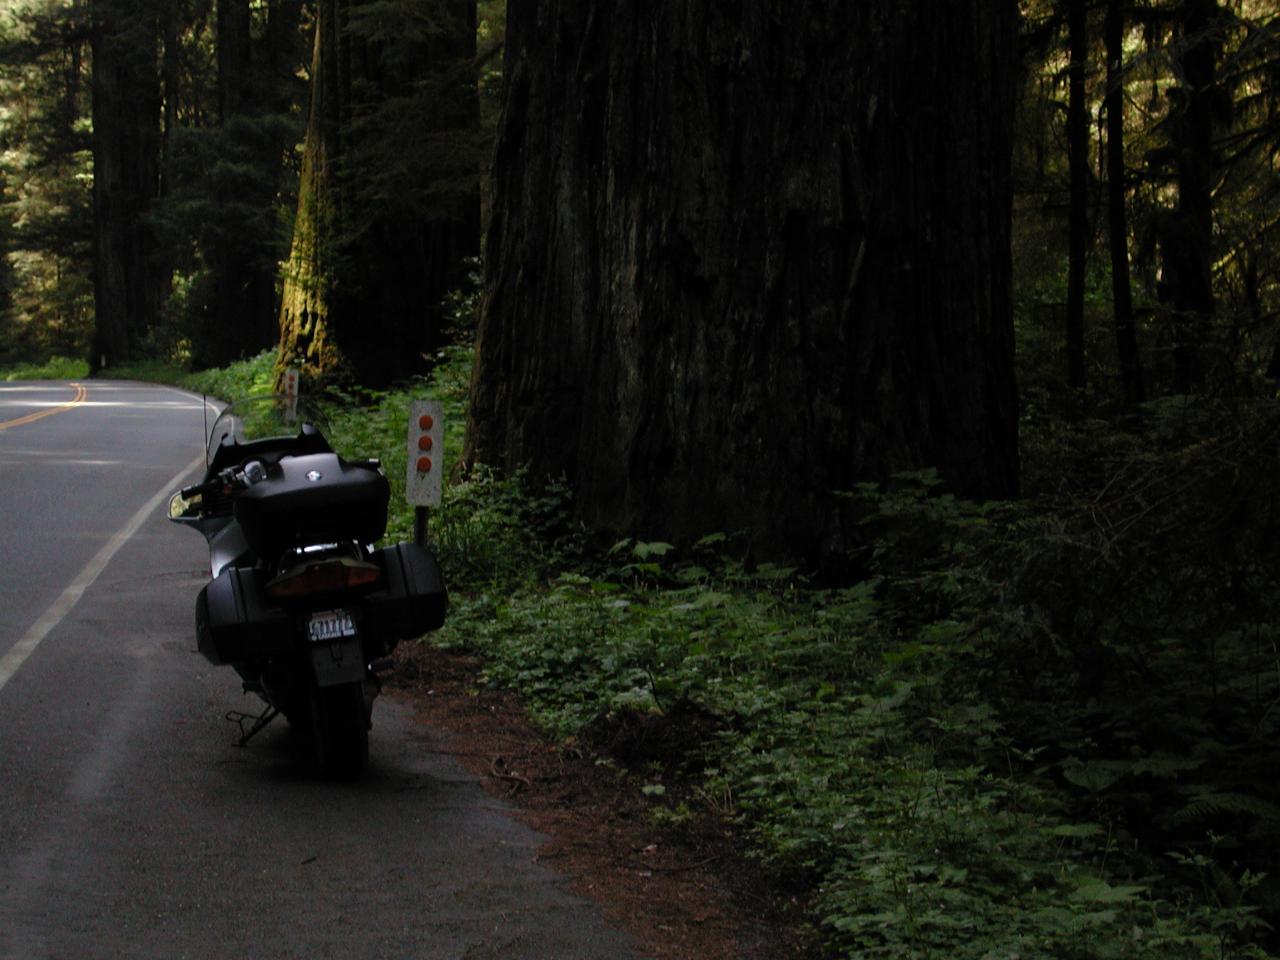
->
<box><xmin>405</xmin><ymin>400</ymin><xmax>443</xmax><ymax>507</ymax></box>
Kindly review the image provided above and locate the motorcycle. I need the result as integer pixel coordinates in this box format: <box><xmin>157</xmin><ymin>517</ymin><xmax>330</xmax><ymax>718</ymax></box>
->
<box><xmin>168</xmin><ymin>395</ymin><xmax>446</xmax><ymax>778</ymax></box>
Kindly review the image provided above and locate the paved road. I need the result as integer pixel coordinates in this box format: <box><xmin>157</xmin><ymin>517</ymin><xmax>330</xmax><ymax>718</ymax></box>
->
<box><xmin>0</xmin><ymin>381</ymin><xmax>637</xmax><ymax>960</ymax></box>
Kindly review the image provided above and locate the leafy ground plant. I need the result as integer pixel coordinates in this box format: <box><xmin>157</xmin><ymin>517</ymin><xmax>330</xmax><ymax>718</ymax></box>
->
<box><xmin>0</xmin><ymin>355</ymin><xmax>90</xmax><ymax>380</ymax></box>
<box><xmin>427</xmin><ymin>459</ymin><xmax>1280</xmax><ymax>959</ymax></box>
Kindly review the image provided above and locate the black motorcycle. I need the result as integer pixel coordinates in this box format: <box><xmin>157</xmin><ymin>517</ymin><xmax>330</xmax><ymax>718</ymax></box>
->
<box><xmin>168</xmin><ymin>396</ymin><xmax>446</xmax><ymax>778</ymax></box>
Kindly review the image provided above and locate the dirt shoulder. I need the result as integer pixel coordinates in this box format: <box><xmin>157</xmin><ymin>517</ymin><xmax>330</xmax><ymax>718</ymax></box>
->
<box><xmin>389</xmin><ymin>643</ymin><xmax>818</xmax><ymax>960</ymax></box>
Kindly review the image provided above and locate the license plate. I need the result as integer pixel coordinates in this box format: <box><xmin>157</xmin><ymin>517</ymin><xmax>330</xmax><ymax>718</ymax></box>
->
<box><xmin>308</xmin><ymin>609</ymin><xmax>356</xmax><ymax>643</ymax></box>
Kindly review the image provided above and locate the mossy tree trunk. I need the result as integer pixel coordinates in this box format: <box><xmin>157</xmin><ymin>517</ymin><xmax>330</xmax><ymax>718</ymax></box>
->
<box><xmin>468</xmin><ymin>0</ymin><xmax>1020</xmax><ymax>562</ymax></box>
<box><xmin>275</xmin><ymin>0</ymin><xmax>480</xmax><ymax>389</ymax></box>
<box><xmin>275</xmin><ymin>0</ymin><xmax>342</xmax><ymax>384</ymax></box>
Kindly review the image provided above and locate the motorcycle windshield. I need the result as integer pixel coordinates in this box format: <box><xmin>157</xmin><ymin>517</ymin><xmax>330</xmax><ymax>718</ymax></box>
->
<box><xmin>206</xmin><ymin>395</ymin><xmax>331</xmax><ymax>463</ymax></box>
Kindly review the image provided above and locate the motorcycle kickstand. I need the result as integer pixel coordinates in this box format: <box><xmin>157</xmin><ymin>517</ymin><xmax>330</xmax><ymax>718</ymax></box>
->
<box><xmin>225</xmin><ymin>706</ymin><xmax>280</xmax><ymax>746</ymax></box>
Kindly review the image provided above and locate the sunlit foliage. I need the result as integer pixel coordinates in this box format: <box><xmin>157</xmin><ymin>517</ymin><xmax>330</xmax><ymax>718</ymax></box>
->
<box><xmin>0</xmin><ymin>0</ymin><xmax>92</xmax><ymax>363</ymax></box>
<box><xmin>1014</xmin><ymin>0</ymin><xmax>1280</xmax><ymax>407</ymax></box>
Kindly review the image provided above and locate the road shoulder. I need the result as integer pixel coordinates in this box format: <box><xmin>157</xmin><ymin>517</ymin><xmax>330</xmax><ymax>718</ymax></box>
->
<box><xmin>389</xmin><ymin>643</ymin><xmax>817</xmax><ymax>960</ymax></box>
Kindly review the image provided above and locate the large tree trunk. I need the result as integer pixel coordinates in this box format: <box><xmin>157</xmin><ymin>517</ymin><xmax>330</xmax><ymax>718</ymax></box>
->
<box><xmin>468</xmin><ymin>1</ymin><xmax>1020</xmax><ymax>562</ymax></box>
<box><xmin>1066</xmin><ymin>0</ymin><xmax>1089</xmax><ymax>395</ymax></box>
<box><xmin>217</xmin><ymin>0</ymin><xmax>252</xmax><ymax>120</ymax></box>
<box><xmin>335</xmin><ymin>0</ymin><xmax>480</xmax><ymax>386</ymax></box>
<box><xmin>195</xmin><ymin>0</ymin><xmax>286</xmax><ymax>368</ymax></box>
<box><xmin>1105</xmin><ymin>0</ymin><xmax>1145</xmax><ymax>407</ymax></box>
<box><xmin>1168</xmin><ymin>0</ymin><xmax>1219</xmax><ymax>393</ymax></box>
<box><xmin>276</xmin><ymin>2</ymin><xmax>342</xmax><ymax>381</ymax></box>
<box><xmin>89</xmin><ymin>0</ymin><xmax>162</xmax><ymax>371</ymax></box>
<box><xmin>276</xmin><ymin>0</ymin><xmax>480</xmax><ymax>389</ymax></box>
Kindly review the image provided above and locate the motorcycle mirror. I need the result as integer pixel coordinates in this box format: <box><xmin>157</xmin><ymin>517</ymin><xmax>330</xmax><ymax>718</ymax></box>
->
<box><xmin>168</xmin><ymin>491</ymin><xmax>202</xmax><ymax>524</ymax></box>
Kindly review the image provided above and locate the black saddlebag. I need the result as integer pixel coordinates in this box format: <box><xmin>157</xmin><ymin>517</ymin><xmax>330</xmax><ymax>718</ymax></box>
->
<box><xmin>196</xmin><ymin>566</ymin><xmax>290</xmax><ymax>665</ymax></box>
<box><xmin>364</xmin><ymin>542</ymin><xmax>448</xmax><ymax>639</ymax></box>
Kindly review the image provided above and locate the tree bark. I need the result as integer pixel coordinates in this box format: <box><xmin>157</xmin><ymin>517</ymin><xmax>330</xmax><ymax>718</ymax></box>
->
<box><xmin>276</xmin><ymin>1</ymin><xmax>342</xmax><ymax>381</ymax></box>
<box><xmin>217</xmin><ymin>0</ymin><xmax>252</xmax><ymax>120</ymax></box>
<box><xmin>90</xmin><ymin>0</ymin><xmax>162</xmax><ymax>371</ymax></box>
<box><xmin>194</xmin><ymin>0</ymin><xmax>283</xmax><ymax>368</ymax></box>
<box><xmin>1105</xmin><ymin>0</ymin><xmax>1145</xmax><ymax>407</ymax></box>
<box><xmin>334</xmin><ymin>0</ymin><xmax>480</xmax><ymax>386</ymax></box>
<box><xmin>1169</xmin><ymin>0</ymin><xmax>1218</xmax><ymax>392</ymax></box>
<box><xmin>276</xmin><ymin>0</ymin><xmax>480</xmax><ymax>388</ymax></box>
<box><xmin>468</xmin><ymin>0</ymin><xmax>1021</xmax><ymax>562</ymax></box>
<box><xmin>1066</xmin><ymin>0</ymin><xmax>1089</xmax><ymax>394</ymax></box>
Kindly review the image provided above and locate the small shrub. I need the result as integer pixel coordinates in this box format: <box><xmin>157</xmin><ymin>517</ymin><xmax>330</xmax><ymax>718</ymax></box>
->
<box><xmin>1</xmin><ymin>355</ymin><xmax>90</xmax><ymax>380</ymax></box>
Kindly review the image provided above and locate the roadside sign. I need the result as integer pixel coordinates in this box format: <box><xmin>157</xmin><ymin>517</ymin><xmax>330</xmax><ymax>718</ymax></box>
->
<box><xmin>406</xmin><ymin>400</ymin><xmax>442</xmax><ymax>507</ymax></box>
<box><xmin>283</xmin><ymin>367</ymin><xmax>299</xmax><ymax>422</ymax></box>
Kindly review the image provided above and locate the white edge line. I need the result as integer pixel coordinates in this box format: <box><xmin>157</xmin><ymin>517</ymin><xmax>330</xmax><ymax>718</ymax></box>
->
<box><xmin>0</xmin><ymin>453</ymin><xmax>207</xmax><ymax>694</ymax></box>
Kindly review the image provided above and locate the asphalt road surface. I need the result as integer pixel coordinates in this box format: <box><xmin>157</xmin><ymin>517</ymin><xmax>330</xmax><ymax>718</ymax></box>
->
<box><xmin>0</xmin><ymin>381</ymin><xmax>637</xmax><ymax>960</ymax></box>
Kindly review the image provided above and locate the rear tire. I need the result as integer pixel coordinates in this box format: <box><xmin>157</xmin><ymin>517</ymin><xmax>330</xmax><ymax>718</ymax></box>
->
<box><xmin>308</xmin><ymin>680</ymin><xmax>368</xmax><ymax>780</ymax></box>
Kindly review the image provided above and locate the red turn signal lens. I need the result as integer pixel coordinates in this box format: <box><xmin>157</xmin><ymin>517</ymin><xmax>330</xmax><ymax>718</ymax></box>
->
<box><xmin>266</xmin><ymin>558</ymin><xmax>381</xmax><ymax>599</ymax></box>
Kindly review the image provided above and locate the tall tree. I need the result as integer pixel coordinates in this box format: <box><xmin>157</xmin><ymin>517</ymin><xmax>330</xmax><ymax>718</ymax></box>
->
<box><xmin>1105</xmin><ymin>0</ymin><xmax>1145</xmax><ymax>406</ymax></box>
<box><xmin>186</xmin><ymin>0</ymin><xmax>304</xmax><ymax>367</ymax></box>
<box><xmin>467</xmin><ymin>0</ymin><xmax>1021</xmax><ymax>561</ymax></box>
<box><xmin>0</xmin><ymin>0</ymin><xmax>95</xmax><ymax>360</ymax></box>
<box><xmin>89</xmin><ymin>0</ymin><xmax>162</xmax><ymax>370</ymax></box>
<box><xmin>216</xmin><ymin>0</ymin><xmax>250</xmax><ymax>121</ymax></box>
<box><xmin>1163</xmin><ymin>0</ymin><xmax>1220</xmax><ymax>392</ymax></box>
<box><xmin>275</xmin><ymin>0</ymin><xmax>481</xmax><ymax>388</ymax></box>
<box><xmin>1065</xmin><ymin>0</ymin><xmax>1090</xmax><ymax>394</ymax></box>
<box><xmin>274</xmin><ymin>0</ymin><xmax>342</xmax><ymax>379</ymax></box>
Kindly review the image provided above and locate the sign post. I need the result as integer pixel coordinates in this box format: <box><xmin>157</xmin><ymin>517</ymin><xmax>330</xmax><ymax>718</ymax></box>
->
<box><xmin>283</xmin><ymin>367</ymin><xmax>300</xmax><ymax>423</ymax></box>
<box><xmin>406</xmin><ymin>400</ymin><xmax>443</xmax><ymax>545</ymax></box>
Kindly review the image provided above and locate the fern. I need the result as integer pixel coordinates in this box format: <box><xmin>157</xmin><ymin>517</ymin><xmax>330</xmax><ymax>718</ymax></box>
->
<box><xmin>1169</xmin><ymin>791</ymin><xmax>1280</xmax><ymax>827</ymax></box>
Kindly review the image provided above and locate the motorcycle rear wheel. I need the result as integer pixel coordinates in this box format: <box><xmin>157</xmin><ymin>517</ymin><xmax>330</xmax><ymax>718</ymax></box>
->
<box><xmin>308</xmin><ymin>680</ymin><xmax>369</xmax><ymax>779</ymax></box>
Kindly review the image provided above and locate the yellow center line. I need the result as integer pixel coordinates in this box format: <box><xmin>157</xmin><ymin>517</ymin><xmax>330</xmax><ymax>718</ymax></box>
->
<box><xmin>0</xmin><ymin>382</ymin><xmax>88</xmax><ymax>431</ymax></box>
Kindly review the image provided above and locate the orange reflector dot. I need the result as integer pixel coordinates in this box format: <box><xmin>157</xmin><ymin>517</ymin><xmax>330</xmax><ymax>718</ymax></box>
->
<box><xmin>417</xmin><ymin>435</ymin><xmax>433</xmax><ymax>451</ymax></box>
<box><xmin>418</xmin><ymin>415</ymin><xmax>434</xmax><ymax>430</ymax></box>
<box><xmin>416</xmin><ymin>456</ymin><xmax>433</xmax><ymax>473</ymax></box>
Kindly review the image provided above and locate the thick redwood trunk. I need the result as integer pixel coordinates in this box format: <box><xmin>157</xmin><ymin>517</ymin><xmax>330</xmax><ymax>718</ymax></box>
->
<box><xmin>90</xmin><ymin>0</ymin><xmax>162</xmax><ymax>371</ymax></box>
<box><xmin>468</xmin><ymin>1</ymin><xmax>1020</xmax><ymax>560</ymax></box>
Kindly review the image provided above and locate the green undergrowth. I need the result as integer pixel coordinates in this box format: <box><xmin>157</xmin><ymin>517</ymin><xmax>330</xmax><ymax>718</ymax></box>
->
<box><xmin>0</xmin><ymin>355</ymin><xmax>90</xmax><ymax>380</ymax></box>
<box><xmin>421</xmin><ymin>401</ymin><xmax>1280</xmax><ymax>959</ymax></box>
<box><xmin>111</xmin><ymin>343</ymin><xmax>1280</xmax><ymax>958</ymax></box>
<box><xmin>179</xmin><ymin>349</ymin><xmax>278</xmax><ymax>400</ymax></box>
<box><xmin>95</xmin><ymin>350</ymin><xmax>273</xmax><ymax>399</ymax></box>
<box><xmin>433</xmin><ymin>527</ymin><xmax>1274</xmax><ymax>958</ymax></box>
<box><xmin>188</xmin><ymin>347</ymin><xmax>1280</xmax><ymax>958</ymax></box>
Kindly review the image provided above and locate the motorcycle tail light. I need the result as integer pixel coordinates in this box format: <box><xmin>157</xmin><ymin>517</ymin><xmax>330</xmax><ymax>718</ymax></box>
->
<box><xmin>266</xmin><ymin>558</ymin><xmax>381</xmax><ymax>599</ymax></box>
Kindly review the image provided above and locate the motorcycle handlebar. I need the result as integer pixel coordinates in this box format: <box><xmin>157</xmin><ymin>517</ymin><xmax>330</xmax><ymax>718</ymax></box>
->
<box><xmin>180</xmin><ymin>466</ymin><xmax>239</xmax><ymax>499</ymax></box>
<box><xmin>180</xmin><ymin>478</ymin><xmax>220</xmax><ymax>499</ymax></box>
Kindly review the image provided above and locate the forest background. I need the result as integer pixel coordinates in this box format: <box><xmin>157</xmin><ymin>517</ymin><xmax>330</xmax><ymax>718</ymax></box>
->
<box><xmin>3</xmin><ymin>0</ymin><xmax>1280</xmax><ymax>957</ymax></box>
